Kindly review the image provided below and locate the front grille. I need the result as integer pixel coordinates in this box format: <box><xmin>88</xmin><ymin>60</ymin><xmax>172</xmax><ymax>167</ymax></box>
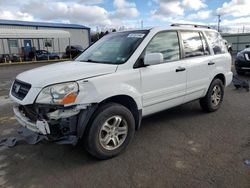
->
<box><xmin>11</xmin><ymin>79</ymin><xmax>31</xmax><ymax>100</ymax></box>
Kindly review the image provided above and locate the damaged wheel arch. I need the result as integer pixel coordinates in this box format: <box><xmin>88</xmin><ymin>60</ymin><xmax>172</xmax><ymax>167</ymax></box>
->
<box><xmin>77</xmin><ymin>95</ymin><xmax>142</xmax><ymax>140</ymax></box>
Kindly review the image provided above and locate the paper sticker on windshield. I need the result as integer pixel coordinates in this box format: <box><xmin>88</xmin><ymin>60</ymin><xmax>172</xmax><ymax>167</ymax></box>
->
<box><xmin>127</xmin><ymin>33</ymin><xmax>145</xmax><ymax>38</ymax></box>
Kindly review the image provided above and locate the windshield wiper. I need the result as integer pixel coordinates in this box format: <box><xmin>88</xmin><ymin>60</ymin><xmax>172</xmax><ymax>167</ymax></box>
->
<box><xmin>79</xmin><ymin>59</ymin><xmax>115</xmax><ymax>64</ymax></box>
<box><xmin>77</xmin><ymin>59</ymin><xmax>96</xmax><ymax>63</ymax></box>
<box><xmin>83</xmin><ymin>59</ymin><xmax>100</xmax><ymax>63</ymax></box>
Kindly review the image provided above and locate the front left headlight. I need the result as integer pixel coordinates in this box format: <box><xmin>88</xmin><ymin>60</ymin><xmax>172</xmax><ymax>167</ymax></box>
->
<box><xmin>36</xmin><ymin>82</ymin><xmax>79</xmax><ymax>105</ymax></box>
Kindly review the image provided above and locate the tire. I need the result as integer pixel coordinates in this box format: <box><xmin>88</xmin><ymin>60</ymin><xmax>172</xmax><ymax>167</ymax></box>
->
<box><xmin>85</xmin><ymin>103</ymin><xmax>135</xmax><ymax>159</ymax></box>
<box><xmin>199</xmin><ymin>79</ymin><xmax>224</xmax><ymax>112</ymax></box>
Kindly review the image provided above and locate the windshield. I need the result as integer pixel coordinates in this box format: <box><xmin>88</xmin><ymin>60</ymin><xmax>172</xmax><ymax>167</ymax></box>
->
<box><xmin>76</xmin><ymin>30</ymin><xmax>148</xmax><ymax>64</ymax></box>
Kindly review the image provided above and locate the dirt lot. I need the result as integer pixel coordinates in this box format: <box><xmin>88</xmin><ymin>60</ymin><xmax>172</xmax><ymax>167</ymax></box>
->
<box><xmin>0</xmin><ymin>62</ymin><xmax>250</xmax><ymax>188</ymax></box>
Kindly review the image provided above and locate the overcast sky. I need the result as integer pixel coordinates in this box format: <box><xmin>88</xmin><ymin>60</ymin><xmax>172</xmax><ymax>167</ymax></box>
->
<box><xmin>0</xmin><ymin>0</ymin><xmax>250</xmax><ymax>31</ymax></box>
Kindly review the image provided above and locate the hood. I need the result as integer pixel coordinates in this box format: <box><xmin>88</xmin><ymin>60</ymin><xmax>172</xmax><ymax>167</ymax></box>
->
<box><xmin>16</xmin><ymin>61</ymin><xmax>117</xmax><ymax>87</ymax></box>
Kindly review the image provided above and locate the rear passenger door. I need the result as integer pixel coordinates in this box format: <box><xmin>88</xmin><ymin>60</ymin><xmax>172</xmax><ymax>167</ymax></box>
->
<box><xmin>179</xmin><ymin>31</ymin><xmax>212</xmax><ymax>103</ymax></box>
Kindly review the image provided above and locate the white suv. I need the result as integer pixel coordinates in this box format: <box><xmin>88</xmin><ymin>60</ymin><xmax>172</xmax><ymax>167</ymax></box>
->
<box><xmin>10</xmin><ymin>24</ymin><xmax>232</xmax><ymax>159</ymax></box>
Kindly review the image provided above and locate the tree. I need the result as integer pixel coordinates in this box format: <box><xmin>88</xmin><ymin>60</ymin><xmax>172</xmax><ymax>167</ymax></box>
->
<box><xmin>91</xmin><ymin>29</ymin><xmax>116</xmax><ymax>43</ymax></box>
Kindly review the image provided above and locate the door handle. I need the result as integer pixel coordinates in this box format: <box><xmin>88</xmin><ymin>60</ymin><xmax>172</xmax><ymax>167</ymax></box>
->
<box><xmin>208</xmin><ymin>61</ymin><xmax>215</xmax><ymax>65</ymax></box>
<box><xmin>176</xmin><ymin>67</ymin><xmax>186</xmax><ymax>72</ymax></box>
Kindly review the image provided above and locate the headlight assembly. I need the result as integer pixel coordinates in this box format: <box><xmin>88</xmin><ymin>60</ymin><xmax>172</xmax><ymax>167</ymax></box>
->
<box><xmin>36</xmin><ymin>82</ymin><xmax>79</xmax><ymax>105</ymax></box>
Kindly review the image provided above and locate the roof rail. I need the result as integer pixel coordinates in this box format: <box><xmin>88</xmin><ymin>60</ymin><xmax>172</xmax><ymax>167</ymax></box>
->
<box><xmin>170</xmin><ymin>23</ymin><xmax>211</xmax><ymax>29</ymax></box>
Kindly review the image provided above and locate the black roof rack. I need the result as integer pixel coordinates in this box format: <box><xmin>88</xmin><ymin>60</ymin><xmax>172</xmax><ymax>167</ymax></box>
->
<box><xmin>170</xmin><ymin>23</ymin><xmax>211</xmax><ymax>29</ymax></box>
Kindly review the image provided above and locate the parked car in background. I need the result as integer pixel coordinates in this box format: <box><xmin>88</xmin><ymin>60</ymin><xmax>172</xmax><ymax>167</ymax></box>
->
<box><xmin>0</xmin><ymin>54</ymin><xmax>22</xmax><ymax>63</ymax></box>
<box><xmin>0</xmin><ymin>54</ymin><xmax>10</xmax><ymax>63</ymax></box>
<box><xmin>65</xmin><ymin>45</ymin><xmax>84</xmax><ymax>58</ymax></box>
<box><xmin>10</xmin><ymin>24</ymin><xmax>232</xmax><ymax>159</ymax></box>
<box><xmin>36</xmin><ymin>50</ymin><xmax>60</xmax><ymax>61</ymax></box>
<box><xmin>235</xmin><ymin>45</ymin><xmax>250</xmax><ymax>75</ymax></box>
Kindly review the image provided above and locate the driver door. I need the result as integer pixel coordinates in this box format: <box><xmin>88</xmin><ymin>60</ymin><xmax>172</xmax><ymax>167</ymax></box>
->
<box><xmin>140</xmin><ymin>31</ymin><xmax>187</xmax><ymax>116</ymax></box>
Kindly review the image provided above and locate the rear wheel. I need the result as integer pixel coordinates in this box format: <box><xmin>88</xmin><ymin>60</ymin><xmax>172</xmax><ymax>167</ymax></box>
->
<box><xmin>85</xmin><ymin>103</ymin><xmax>135</xmax><ymax>159</ymax></box>
<box><xmin>200</xmin><ymin>79</ymin><xmax>224</xmax><ymax>112</ymax></box>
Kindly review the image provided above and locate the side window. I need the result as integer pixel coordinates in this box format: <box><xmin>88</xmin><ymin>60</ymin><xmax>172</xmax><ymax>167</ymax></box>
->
<box><xmin>180</xmin><ymin>31</ymin><xmax>205</xmax><ymax>58</ymax></box>
<box><xmin>205</xmin><ymin>31</ymin><xmax>227</xmax><ymax>55</ymax></box>
<box><xmin>145</xmin><ymin>31</ymin><xmax>180</xmax><ymax>62</ymax></box>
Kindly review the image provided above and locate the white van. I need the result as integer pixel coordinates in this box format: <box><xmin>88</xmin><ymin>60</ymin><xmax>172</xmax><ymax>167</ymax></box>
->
<box><xmin>10</xmin><ymin>24</ymin><xmax>232</xmax><ymax>159</ymax></box>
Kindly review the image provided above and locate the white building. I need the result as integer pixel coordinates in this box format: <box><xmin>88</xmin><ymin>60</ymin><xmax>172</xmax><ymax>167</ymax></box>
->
<box><xmin>0</xmin><ymin>19</ymin><xmax>90</xmax><ymax>58</ymax></box>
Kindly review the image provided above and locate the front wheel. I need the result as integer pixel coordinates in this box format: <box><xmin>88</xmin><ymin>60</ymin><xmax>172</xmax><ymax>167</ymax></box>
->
<box><xmin>200</xmin><ymin>79</ymin><xmax>224</xmax><ymax>112</ymax></box>
<box><xmin>85</xmin><ymin>103</ymin><xmax>135</xmax><ymax>159</ymax></box>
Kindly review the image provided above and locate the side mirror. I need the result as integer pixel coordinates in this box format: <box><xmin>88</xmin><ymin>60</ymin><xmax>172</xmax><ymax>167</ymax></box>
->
<box><xmin>245</xmin><ymin>45</ymin><xmax>250</xmax><ymax>48</ymax></box>
<box><xmin>144</xmin><ymin>53</ymin><xmax>164</xmax><ymax>66</ymax></box>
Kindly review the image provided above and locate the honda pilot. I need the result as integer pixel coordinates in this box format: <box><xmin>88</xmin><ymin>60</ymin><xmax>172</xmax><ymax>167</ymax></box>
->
<box><xmin>10</xmin><ymin>24</ymin><xmax>232</xmax><ymax>159</ymax></box>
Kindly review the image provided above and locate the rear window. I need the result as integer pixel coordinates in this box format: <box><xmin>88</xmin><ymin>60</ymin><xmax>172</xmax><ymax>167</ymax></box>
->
<box><xmin>205</xmin><ymin>31</ymin><xmax>227</xmax><ymax>54</ymax></box>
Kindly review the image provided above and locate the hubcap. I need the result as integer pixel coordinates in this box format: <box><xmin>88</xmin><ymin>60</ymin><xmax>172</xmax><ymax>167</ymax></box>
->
<box><xmin>211</xmin><ymin>85</ymin><xmax>221</xmax><ymax>106</ymax></box>
<box><xmin>99</xmin><ymin>115</ymin><xmax>128</xmax><ymax>150</ymax></box>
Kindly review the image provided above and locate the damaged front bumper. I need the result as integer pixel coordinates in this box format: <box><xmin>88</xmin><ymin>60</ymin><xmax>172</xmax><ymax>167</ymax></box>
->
<box><xmin>12</xmin><ymin>103</ymin><xmax>92</xmax><ymax>144</ymax></box>
<box><xmin>14</xmin><ymin>106</ymin><xmax>51</xmax><ymax>135</ymax></box>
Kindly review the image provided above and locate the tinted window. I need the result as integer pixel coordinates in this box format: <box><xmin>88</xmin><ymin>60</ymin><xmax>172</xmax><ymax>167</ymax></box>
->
<box><xmin>145</xmin><ymin>31</ymin><xmax>180</xmax><ymax>62</ymax></box>
<box><xmin>205</xmin><ymin>31</ymin><xmax>227</xmax><ymax>54</ymax></box>
<box><xmin>181</xmin><ymin>31</ymin><xmax>205</xmax><ymax>58</ymax></box>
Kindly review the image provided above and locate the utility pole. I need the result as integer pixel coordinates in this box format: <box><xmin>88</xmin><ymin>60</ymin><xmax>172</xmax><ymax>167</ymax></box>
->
<box><xmin>217</xmin><ymin>15</ymin><xmax>221</xmax><ymax>32</ymax></box>
<box><xmin>141</xmin><ymin>20</ymin><xmax>144</xmax><ymax>29</ymax></box>
<box><xmin>96</xmin><ymin>26</ymin><xmax>99</xmax><ymax>40</ymax></box>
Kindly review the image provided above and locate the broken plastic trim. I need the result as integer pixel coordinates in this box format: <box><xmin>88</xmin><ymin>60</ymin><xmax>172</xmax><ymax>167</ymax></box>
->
<box><xmin>47</xmin><ymin>104</ymin><xmax>89</xmax><ymax>120</ymax></box>
<box><xmin>0</xmin><ymin>127</ymin><xmax>78</xmax><ymax>148</ymax></box>
<box><xmin>13</xmin><ymin>106</ymin><xmax>50</xmax><ymax>135</ymax></box>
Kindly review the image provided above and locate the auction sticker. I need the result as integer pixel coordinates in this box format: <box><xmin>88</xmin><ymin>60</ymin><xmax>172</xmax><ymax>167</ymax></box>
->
<box><xmin>127</xmin><ymin>33</ymin><xmax>145</xmax><ymax>38</ymax></box>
